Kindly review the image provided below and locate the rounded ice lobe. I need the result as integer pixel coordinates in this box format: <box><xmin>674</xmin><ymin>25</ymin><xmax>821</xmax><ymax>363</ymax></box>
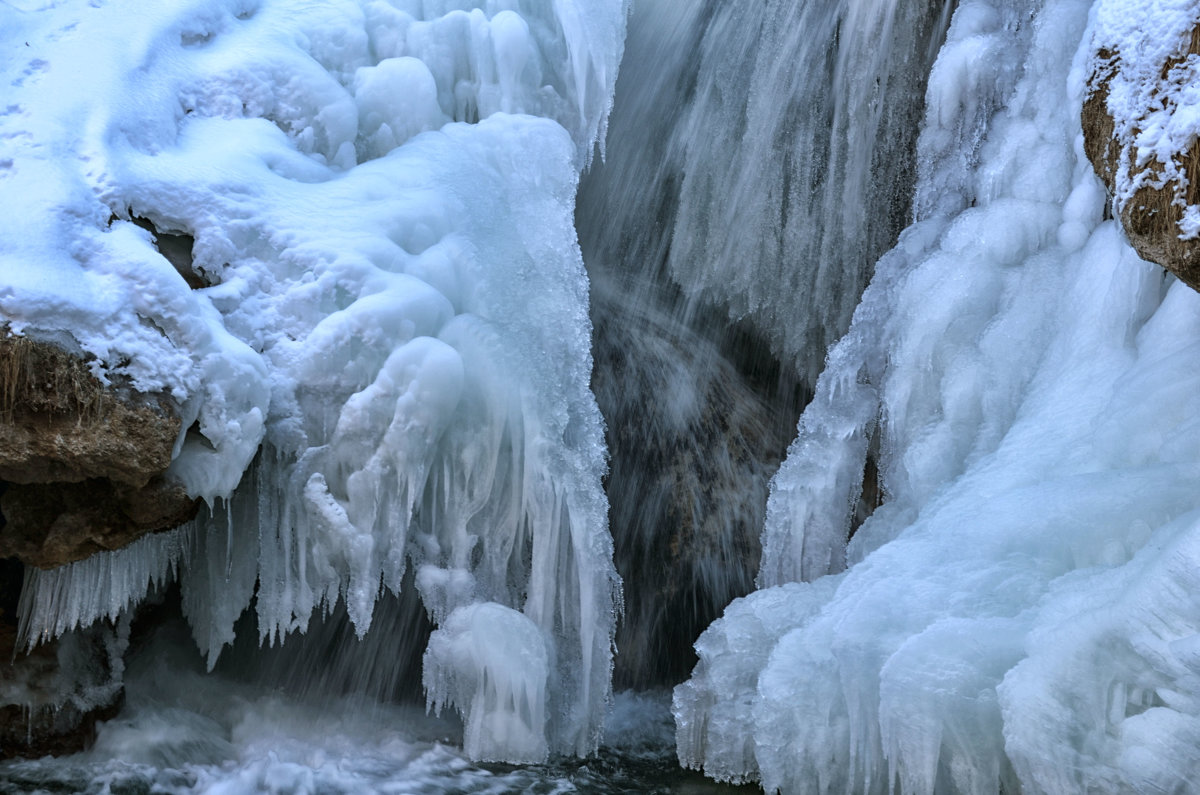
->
<box><xmin>423</xmin><ymin>602</ymin><xmax>550</xmax><ymax>764</ymax></box>
<box><xmin>354</xmin><ymin>57</ymin><xmax>448</xmax><ymax>158</ymax></box>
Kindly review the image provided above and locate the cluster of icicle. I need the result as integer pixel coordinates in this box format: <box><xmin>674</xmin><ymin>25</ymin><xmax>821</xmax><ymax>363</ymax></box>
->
<box><xmin>677</xmin><ymin>0</ymin><xmax>1200</xmax><ymax>792</ymax></box>
<box><xmin>8</xmin><ymin>0</ymin><xmax>625</xmax><ymax>763</ymax></box>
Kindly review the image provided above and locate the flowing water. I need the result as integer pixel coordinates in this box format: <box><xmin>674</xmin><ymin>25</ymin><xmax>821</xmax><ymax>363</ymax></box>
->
<box><xmin>2</xmin><ymin>592</ymin><xmax>758</xmax><ymax>794</ymax></box>
<box><xmin>581</xmin><ymin>0</ymin><xmax>953</xmax><ymax>687</ymax></box>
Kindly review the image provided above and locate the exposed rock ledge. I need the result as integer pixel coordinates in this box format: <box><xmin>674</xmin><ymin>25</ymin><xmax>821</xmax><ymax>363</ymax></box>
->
<box><xmin>1082</xmin><ymin>24</ymin><xmax>1200</xmax><ymax>291</ymax></box>
<box><xmin>0</xmin><ymin>334</ymin><xmax>198</xmax><ymax>568</ymax></box>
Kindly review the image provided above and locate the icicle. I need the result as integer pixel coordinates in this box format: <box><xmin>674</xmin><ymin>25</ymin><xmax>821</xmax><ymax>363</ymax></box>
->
<box><xmin>18</xmin><ymin>529</ymin><xmax>186</xmax><ymax>651</ymax></box>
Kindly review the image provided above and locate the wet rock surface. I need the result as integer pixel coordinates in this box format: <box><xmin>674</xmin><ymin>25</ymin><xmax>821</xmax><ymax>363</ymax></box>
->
<box><xmin>2</xmin><ymin>477</ymin><xmax>198</xmax><ymax>569</ymax></box>
<box><xmin>593</xmin><ymin>299</ymin><xmax>801</xmax><ymax>688</ymax></box>
<box><xmin>0</xmin><ymin>560</ymin><xmax>125</xmax><ymax>761</ymax></box>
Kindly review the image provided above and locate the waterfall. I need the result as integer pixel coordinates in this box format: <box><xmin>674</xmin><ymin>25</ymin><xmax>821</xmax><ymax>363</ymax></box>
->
<box><xmin>7</xmin><ymin>0</ymin><xmax>1200</xmax><ymax>791</ymax></box>
<box><xmin>579</xmin><ymin>0</ymin><xmax>953</xmax><ymax>686</ymax></box>
<box><xmin>1</xmin><ymin>0</ymin><xmax>956</xmax><ymax>766</ymax></box>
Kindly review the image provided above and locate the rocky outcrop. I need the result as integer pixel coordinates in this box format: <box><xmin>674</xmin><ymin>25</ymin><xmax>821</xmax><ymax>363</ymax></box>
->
<box><xmin>1082</xmin><ymin>27</ymin><xmax>1200</xmax><ymax>291</ymax></box>
<box><xmin>0</xmin><ymin>334</ymin><xmax>198</xmax><ymax>568</ymax></box>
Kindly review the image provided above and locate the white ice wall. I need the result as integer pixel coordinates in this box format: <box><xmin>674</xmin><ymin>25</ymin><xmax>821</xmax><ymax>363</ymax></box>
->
<box><xmin>679</xmin><ymin>0</ymin><xmax>1200</xmax><ymax>791</ymax></box>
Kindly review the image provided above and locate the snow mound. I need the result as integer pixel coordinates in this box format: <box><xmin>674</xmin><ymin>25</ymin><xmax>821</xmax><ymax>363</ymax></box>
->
<box><xmin>5</xmin><ymin>0</ymin><xmax>625</xmax><ymax>761</ymax></box>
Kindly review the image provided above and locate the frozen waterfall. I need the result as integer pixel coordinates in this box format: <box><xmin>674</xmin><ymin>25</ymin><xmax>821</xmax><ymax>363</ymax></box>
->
<box><xmin>4</xmin><ymin>0</ymin><xmax>625</xmax><ymax>764</ymax></box>
<box><xmin>4</xmin><ymin>0</ymin><xmax>1200</xmax><ymax>789</ymax></box>
<box><xmin>678</xmin><ymin>0</ymin><xmax>1200</xmax><ymax>792</ymax></box>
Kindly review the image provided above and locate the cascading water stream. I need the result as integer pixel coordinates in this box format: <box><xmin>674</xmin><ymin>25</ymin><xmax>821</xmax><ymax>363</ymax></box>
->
<box><xmin>580</xmin><ymin>0</ymin><xmax>954</xmax><ymax>688</ymax></box>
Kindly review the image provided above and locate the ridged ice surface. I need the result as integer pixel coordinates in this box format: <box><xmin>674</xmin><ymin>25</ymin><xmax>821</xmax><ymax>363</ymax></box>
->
<box><xmin>4</xmin><ymin>0</ymin><xmax>624</xmax><ymax>762</ymax></box>
<box><xmin>679</xmin><ymin>0</ymin><xmax>1200</xmax><ymax>791</ymax></box>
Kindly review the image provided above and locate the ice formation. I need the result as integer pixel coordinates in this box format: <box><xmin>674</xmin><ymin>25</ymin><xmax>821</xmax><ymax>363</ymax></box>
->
<box><xmin>423</xmin><ymin>601</ymin><xmax>549</xmax><ymax>762</ymax></box>
<box><xmin>678</xmin><ymin>0</ymin><xmax>1200</xmax><ymax>791</ymax></box>
<box><xmin>3</xmin><ymin>0</ymin><xmax>624</xmax><ymax>762</ymax></box>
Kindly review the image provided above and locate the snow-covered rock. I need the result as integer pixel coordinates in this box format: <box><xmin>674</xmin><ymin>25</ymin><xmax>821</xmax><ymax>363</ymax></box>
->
<box><xmin>1082</xmin><ymin>0</ymin><xmax>1200</xmax><ymax>290</ymax></box>
<box><xmin>0</xmin><ymin>335</ymin><xmax>197</xmax><ymax>568</ymax></box>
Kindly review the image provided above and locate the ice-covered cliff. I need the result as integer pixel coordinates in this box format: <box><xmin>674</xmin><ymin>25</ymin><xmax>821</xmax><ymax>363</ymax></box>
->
<box><xmin>677</xmin><ymin>0</ymin><xmax>1200</xmax><ymax>791</ymax></box>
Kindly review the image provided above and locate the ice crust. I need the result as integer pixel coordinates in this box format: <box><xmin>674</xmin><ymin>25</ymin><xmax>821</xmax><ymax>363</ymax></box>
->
<box><xmin>5</xmin><ymin>0</ymin><xmax>625</xmax><ymax>762</ymax></box>
<box><xmin>678</xmin><ymin>0</ymin><xmax>1200</xmax><ymax>792</ymax></box>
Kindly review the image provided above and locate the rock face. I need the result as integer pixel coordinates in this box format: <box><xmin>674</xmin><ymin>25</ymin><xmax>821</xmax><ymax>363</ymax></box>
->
<box><xmin>1082</xmin><ymin>28</ymin><xmax>1200</xmax><ymax>291</ymax></box>
<box><xmin>0</xmin><ymin>558</ymin><xmax>126</xmax><ymax>760</ymax></box>
<box><xmin>0</xmin><ymin>334</ymin><xmax>198</xmax><ymax>568</ymax></box>
<box><xmin>592</xmin><ymin>300</ymin><xmax>801</xmax><ymax>687</ymax></box>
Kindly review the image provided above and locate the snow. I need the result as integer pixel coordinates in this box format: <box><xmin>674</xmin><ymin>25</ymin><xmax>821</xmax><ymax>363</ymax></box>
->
<box><xmin>4</xmin><ymin>0</ymin><xmax>625</xmax><ymax>763</ymax></box>
<box><xmin>679</xmin><ymin>0</ymin><xmax>1200</xmax><ymax>791</ymax></box>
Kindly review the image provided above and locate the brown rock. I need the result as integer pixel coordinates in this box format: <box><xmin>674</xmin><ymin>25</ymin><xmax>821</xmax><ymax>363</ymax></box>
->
<box><xmin>1</xmin><ymin>478</ymin><xmax>199</xmax><ymax>568</ymax></box>
<box><xmin>0</xmin><ymin>335</ymin><xmax>180</xmax><ymax>486</ymax></box>
<box><xmin>0</xmin><ymin>335</ymin><xmax>199</xmax><ymax>568</ymax></box>
<box><xmin>1082</xmin><ymin>32</ymin><xmax>1200</xmax><ymax>291</ymax></box>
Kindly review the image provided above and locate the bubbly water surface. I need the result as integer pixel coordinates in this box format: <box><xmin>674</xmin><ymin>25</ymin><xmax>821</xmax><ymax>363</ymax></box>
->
<box><xmin>0</xmin><ymin>685</ymin><xmax>752</xmax><ymax>795</ymax></box>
